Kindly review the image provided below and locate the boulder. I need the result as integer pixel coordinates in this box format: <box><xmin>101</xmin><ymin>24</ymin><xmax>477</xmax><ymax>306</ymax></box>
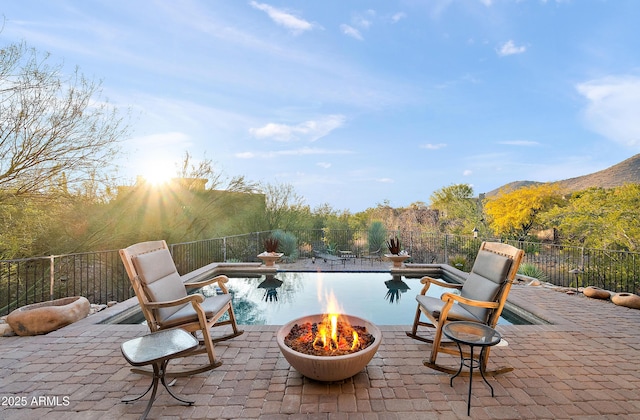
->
<box><xmin>611</xmin><ymin>293</ymin><xmax>640</xmax><ymax>310</ymax></box>
<box><xmin>6</xmin><ymin>296</ymin><xmax>90</xmax><ymax>336</ymax></box>
<box><xmin>583</xmin><ymin>286</ymin><xmax>611</xmax><ymax>300</ymax></box>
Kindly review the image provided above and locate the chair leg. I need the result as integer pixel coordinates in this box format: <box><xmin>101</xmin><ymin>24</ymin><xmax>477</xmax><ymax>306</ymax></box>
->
<box><xmin>428</xmin><ymin>320</ymin><xmax>445</xmax><ymax>364</ymax></box>
<box><xmin>202</xmin><ymin>327</ymin><xmax>218</xmax><ymax>366</ymax></box>
<box><xmin>410</xmin><ymin>305</ymin><xmax>421</xmax><ymax>336</ymax></box>
<box><xmin>227</xmin><ymin>304</ymin><xmax>243</xmax><ymax>337</ymax></box>
<box><xmin>405</xmin><ymin>306</ymin><xmax>437</xmax><ymax>344</ymax></box>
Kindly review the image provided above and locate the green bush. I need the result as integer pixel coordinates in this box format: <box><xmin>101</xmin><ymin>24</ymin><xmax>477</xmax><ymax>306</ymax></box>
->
<box><xmin>271</xmin><ymin>230</ymin><xmax>298</xmax><ymax>262</ymax></box>
<box><xmin>517</xmin><ymin>263</ymin><xmax>549</xmax><ymax>282</ymax></box>
<box><xmin>367</xmin><ymin>221</ymin><xmax>387</xmax><ymax>252</ymax></box>
<box><xmin>449</xmin><ymin>255</ymin><xmax>468</xmax><ymax>271</ymax></box>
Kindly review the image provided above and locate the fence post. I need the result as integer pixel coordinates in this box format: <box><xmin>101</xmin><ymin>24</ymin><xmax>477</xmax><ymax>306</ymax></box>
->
<box><xmin>223</xmin><ymin>237</ymin><xmax>227</xmax><ymax>262</ymax></box>
<box><xmin>49</xmin><ymin>255</ymin><xmax>55</xmax><ymax>301</ymax></box>
<box><xmin>444</xmin><ymin>235</ymin><xmax>449</xmax><ymax>263</ymax></box>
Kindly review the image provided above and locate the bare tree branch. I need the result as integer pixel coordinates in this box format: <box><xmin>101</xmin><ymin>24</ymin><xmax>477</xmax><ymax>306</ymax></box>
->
<box><xmin>0</xmin><ymin>41</ymin><xmax>129</xmax><ymax>199</ymax></box>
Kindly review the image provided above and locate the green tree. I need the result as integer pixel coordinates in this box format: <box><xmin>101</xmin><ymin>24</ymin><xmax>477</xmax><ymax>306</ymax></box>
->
<box><xmin>485</xmin><ymin>183</ymin><xmax>564</xmax><ymax>240</ymax></box>
<box><xmin>259</xmin><ymin>182</ymin><xmax>309</xmax><ymax>231</ymax></box>
<box><xmin>429</xmin><ymin>184</ymin><xmax>481</xmax><ymax>235</ymax></box>
<box><xmin>542</xmin><ymin>184</ymin><xmax>640</xmax><ymax>251</ymax></box>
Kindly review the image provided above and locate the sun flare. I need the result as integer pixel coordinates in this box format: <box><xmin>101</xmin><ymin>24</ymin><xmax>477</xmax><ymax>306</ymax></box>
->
<box><xmin>141</xmin><ymin>168</ymin><xmax>174</xmax><ymax>187</ymax></box>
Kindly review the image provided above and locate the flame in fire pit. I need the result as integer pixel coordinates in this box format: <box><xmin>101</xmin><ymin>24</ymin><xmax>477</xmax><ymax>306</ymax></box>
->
<box><xmin>311</xmin><ymin>313</ymin><xmax>360</xmax><ymax>352</ymax></box>
<box><xmin>284</xmin><ymin>283</ymin><xmax>373</xmax><ymax>356</ymax></box>
<box><xmin>314</xmin><ymin>288</ymin><xmax>359</xmax><ymax>351</ymax></box>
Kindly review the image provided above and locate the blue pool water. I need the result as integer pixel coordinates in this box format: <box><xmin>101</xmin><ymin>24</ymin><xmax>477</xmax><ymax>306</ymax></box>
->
<box><xmin>200</xmin><ymin>272</ymin><xmax>519</xmax><ymax>326</ymax></box>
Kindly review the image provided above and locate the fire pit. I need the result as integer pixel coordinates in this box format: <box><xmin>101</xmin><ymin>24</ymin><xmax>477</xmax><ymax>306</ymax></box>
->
<box><xmin>276</xmin><ymin>313</ymin><xmax>382</xmax><ymax>382</ymax></box>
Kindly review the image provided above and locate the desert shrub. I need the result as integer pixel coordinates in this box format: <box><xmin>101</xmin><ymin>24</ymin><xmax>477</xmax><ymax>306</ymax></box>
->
<box><xmin>367</xmin><ymin>221</ymin><xmax>387</xmax><ymax>252</ymax></box>
<box><xmin>271</xmin><ymin>230</ymin><xmax>298</xmax><ymax>262</ymax></box>
<box><xmin>448</xmin><ymin>255</ymin><xmax>469</xmax><ymax>271</ymax></box>
<box><xmin>517</xmin><ymin>263</ymin><xmax>549</xmax><ymax>282</ymax></box>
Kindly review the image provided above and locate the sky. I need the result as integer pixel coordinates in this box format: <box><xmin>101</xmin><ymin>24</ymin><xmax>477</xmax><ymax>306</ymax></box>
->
<box><xmin>2</xmin><ymin>0</ymin><xmax>640</xmax><ymax>212</ymax></box>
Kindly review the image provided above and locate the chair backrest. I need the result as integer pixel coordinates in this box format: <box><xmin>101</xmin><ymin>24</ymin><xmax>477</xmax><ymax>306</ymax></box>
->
<box><xmin>459</xmin><ymin>242</ymin><xmax>524</xmax><ymax>326</ymax></box>
<box><xmin>119</xmin><ymin>240</ymin><xmax>187</xmax><ymax>329</ymax></box>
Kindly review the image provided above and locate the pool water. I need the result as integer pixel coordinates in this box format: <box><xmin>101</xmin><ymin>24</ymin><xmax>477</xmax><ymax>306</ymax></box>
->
<box><xmin>200</xmin><ymin>272</ymin><xmax>521</xmax><ymax>326</ymax></box>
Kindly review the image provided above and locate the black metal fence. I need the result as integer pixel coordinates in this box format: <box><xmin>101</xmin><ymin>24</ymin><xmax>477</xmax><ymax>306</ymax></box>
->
<box><xmin>2</xmin><ymin>230</ymin><xmax>639</xmax><ymax>316</ymax></box>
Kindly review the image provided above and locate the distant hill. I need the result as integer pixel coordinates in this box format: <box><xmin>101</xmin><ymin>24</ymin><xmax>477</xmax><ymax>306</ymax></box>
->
<box><xmin>485</xmin><ymin>153</ymin><xmax>640</xmax><ymax>197</ymax></box>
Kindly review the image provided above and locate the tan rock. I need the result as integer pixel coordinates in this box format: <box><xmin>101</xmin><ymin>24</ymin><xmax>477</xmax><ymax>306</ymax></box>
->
<box><xmin>6</xmin><ymin>296</ymin><xmax>90</xmax><ymax>336</ymax></box>
<box><xmin>611</xmin><ymin>293</ymin><xmax>640</xmax><ymax>310</ymax></box>
<box><xmin>583</xmin><ymin>286</ymin><xmax>611</xmax><ymax>300</ymax></box>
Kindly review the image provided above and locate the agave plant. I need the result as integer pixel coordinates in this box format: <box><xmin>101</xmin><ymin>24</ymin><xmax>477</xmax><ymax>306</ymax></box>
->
<box><xmin>517</xmin><ymin>263</ymin><xmax>549</xmax><ymax>282</ymax></box>
<box><xmin>386</xmin><ymin>237</ymin><xmax>401</xmax><ymax>255</ymax></box>
<box><xmin>264</xmin><ymin>237</ymin><xmax>280</xmax><ymax>253</ymax></box>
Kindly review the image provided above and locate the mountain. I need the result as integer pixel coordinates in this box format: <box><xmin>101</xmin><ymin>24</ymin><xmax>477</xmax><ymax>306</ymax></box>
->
<box><xmin>485</xmin><ymin>154</ymin><xmax>640</xmax><ymax>197</ymax></box>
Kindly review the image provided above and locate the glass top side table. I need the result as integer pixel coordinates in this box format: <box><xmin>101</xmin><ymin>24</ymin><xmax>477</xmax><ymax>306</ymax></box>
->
<box><xmin>442</xmin><ymin>321</ymin><xmax>502</xmax><ymax>416</ymax></box>
<box><xmin>121</xmin><ymin>328</ymin><xmax>199</xmax><ymax>420</ymax></box>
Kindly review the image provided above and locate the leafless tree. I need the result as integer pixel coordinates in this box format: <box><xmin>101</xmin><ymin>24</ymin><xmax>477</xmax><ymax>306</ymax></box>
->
<box><xmin>176</xmin><ymin>150</ymin><xmax>259</xmax><ymax>193</ymax></box>
<box><xmin>0</xmin><ymin>41</ymin><xmax>128</xmax><ymax>199</ymax></box>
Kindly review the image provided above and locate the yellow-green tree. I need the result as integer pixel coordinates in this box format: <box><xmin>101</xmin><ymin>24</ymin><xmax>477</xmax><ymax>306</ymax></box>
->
<box><xmin>485</xmin><ymin>183</ymin><xmax>564</xmax><ymax>240</ymax></box>
<box><xmin>542</xmin><ymin>184</ymin><xmax>640</xmax><ymax>251</ymax></box>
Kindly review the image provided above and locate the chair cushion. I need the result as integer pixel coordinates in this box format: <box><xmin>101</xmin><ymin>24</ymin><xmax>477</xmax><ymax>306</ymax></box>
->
<box><xmin>161</xmin><ymin>294</ymin><xmax>233</xmax><ymax>329</ymax></box>
<box><xmin>460</xmin><ymin>250</ymin><xmax>513</xmax><ymax>321</ymax></box>
<box><xmin>132</xmin><ymin>249</ymin><xmax>188</xmax><ymax>321</ymax></box>
<box><xmin>471</xmin><ymin>250</ymin><xmax>513</xmax><ymax>283</ymax></box>
<box><xmin>416</xmin><ymin>294</ymin><xmax>483</xmax><ymax>323</ymax></box>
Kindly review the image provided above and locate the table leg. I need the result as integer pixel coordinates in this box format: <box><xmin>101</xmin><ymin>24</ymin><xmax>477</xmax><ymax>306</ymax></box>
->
<box><xmin>467</xmin><ymin>345</ymin><xmax>475</xmax><ymax>416</ymax></box>
<box><xmin>121</xmin><ymin>377</ymin><xmax>155</xmax><ymax>403</ymax></box>
<box><xmin>123</xmin><ymin>359</ymin><xmax>195</xmax><ymax>420</ymax></box>
<box><xmin>161</xmin><ymin>359</ymin><xmax>195</xmax><ymax>405</ymax></box>
<box><xmin>478</xmin><ymin>347</ymin><xmax>495</xmax><ymax>397</ymax></box>
<box><xmin>140</xmin><ymin>363</ymin><xmax>161</xmax><ymax>420</ymax></box>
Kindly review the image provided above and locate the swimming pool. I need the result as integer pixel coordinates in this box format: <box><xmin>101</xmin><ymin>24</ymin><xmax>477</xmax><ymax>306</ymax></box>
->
<box><xmin>200</xmin><ymin>272</ymin><xmax>525</xmax><ymax>326</ymax></box>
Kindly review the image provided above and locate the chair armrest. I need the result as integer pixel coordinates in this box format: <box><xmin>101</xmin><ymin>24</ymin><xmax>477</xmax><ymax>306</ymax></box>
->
<box><xmin>145</xmin><ymin>294</ymin><xmax>204</xmax><ymax>309</ymax></box>
<box><xmin>419</xmin><ymin>276</ymin><xmax>462</xmax><ymax>295</ymax></box>
<box><xmin>440</xmin><ymin>293</ymin><xmax>500</xmax><ymax>309</ymax></box>
<box><xmin>184</xmin><ymin>274</ymin><xmax>230</xmax><ymax>294</ymax></box>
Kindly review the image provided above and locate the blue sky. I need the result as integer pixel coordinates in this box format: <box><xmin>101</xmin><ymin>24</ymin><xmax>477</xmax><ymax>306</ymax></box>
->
<box><xmin>2</xmin><ymin>0</ymin><xmax>639</xmax><ymax>212</ymax></box>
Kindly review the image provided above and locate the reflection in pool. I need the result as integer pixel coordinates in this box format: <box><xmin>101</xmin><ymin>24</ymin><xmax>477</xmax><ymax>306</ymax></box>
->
<box><xmin>202</xmin><ymin>272</ymin><xmax>522</xmax><ymax>326</ymax></box>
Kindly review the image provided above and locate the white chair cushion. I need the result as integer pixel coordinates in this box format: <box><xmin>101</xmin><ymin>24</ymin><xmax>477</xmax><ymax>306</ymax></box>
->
<box><xmin>132</xmin><ymin>248</ymin><xmax>187</xmax><ymax>321</ymax></box>
<box><xmin>161</xmin><ymin>294</ymin><xmax>233</xmax><ymax>329</ymax></box>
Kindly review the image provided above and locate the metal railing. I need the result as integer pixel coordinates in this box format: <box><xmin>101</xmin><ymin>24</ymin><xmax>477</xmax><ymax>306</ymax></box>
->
<box><xmin>2</xmin><ymin>230</ymin><xmax>639</xmax><ymax>316</ymax></box>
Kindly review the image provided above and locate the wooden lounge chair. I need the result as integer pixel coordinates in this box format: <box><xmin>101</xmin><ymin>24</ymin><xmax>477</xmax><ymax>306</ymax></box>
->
<box><xmin>406</xmin><ymin>241</ymin><xmax>524</xmax><ymax>376</ymax></box>
<box><xmin>119</xmin><ymin>240</ymin><xmax>243</xmax><ymax>377</ymax></box>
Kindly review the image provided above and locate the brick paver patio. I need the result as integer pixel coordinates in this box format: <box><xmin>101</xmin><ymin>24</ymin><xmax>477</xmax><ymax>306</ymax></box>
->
<box><xmin>1</xmin><ymin>259</ymin><xmax>640</xmax><ymax>419</ymax></box>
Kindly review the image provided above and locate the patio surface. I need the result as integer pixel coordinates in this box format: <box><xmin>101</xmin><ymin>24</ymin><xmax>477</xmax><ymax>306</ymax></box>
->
<box><xmin>1</xmin><ymin>258</ymin><xmax>640</xmax><ymax>419</ymax></box>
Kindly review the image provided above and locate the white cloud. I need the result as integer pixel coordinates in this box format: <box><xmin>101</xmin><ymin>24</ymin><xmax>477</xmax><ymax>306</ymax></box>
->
<box><xmin>463</xmin><ymin>169</ymin><xmax>473</xmax><ymax>176</ymax></box>
<box><xmin>576</xmin><ymin>75</ymin><xmax>640</xmax><ymax>147</ymax></box>
<box><xmin>497</xmin><ymin>40</ymin><xmax>526</xmax><ymax>56</ymax></box>
<box><xmin>249</xmin><ymin>115</ymin><xmax>346</xmax><ymax>142</ymax></box>
<box><xmin>377</xmin><ymin>178</ymin><xmax>394</xmax><ymax>183</ymax></box>
<box><xmin>498</xmin><ymin>140</ymin><xmax>540</xmax><ymax>146</ymax></box>
<box><xmin>391</xmin><ymin>12</ymin><xmax>407</xmax><ymax>23</ymax></box>
<box><xmin>235</xmin><ymin>147</ymin><xmax>352</xmax><ymax>159</ymax></box>
<box><xmin>236</xmin><ymin>151</ymin><xmax>256</xmax><ymax>158</ymax></box>
<box><xmin>317</xmin><ymin>162</ymin><xmax>332</xmax><ymax>169</ymax></box>
<box><xmin>250</xmin><ymin>1</ymin><xmax>314</xmax><ymax>35</ymax></box>
<box><xmin>420</xmin><ymin>143</ymin><xmax>447</xmax><ymax>150</ymax></box>
<box><xmin>340</xmin><ymin>24</ymin><xmax>363</xmax><ymax>41</ymax></box>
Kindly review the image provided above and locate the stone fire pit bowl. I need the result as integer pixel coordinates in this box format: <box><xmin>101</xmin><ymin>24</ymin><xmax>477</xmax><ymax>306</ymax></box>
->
<box><xmin>276</xmin><ymin>314</ymin><xmax>382</xmax><ymax>382</ymax></box>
